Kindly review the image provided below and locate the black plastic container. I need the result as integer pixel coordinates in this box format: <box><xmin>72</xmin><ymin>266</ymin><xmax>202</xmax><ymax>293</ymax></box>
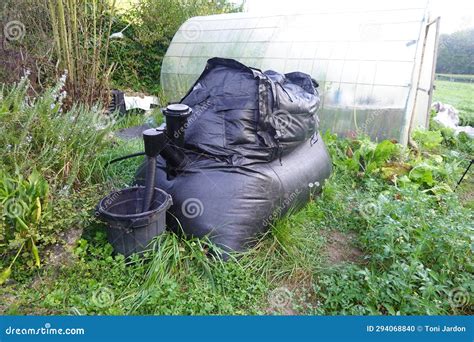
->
<box><xmin>97</xmin><ymin>186</ymin><xmax>172</xmax><ymax>256</ymax></box>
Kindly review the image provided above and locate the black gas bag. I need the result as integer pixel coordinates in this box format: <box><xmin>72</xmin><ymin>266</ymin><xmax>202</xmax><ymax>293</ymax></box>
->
<box><xmin>181</xmin><ymin>58</ymin><xmax>320</xmax><ymax>165</ymax></box>
<box><xmin>136</xmin><ymin>58</ymin><xmax>331</xmax><ymax>255</ymax></box>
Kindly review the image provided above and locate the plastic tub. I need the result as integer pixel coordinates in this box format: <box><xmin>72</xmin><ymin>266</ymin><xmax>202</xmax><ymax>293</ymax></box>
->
<box><xmin>97</xmin><ymin>186</ymin><xmax>172</xmax><ymax>256</ymax></box>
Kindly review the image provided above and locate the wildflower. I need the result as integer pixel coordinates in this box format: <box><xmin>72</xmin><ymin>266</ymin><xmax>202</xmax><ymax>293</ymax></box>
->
<box><xmin>59</xmin><ymin>70</ymin><xmax>68</xmax><ymax>85</ymax></box>
<box><xmin>58</xmin><ymin>90</ymin><xmax>67</xmax><ymax>102</ymax></box>
<box><xmin>59</xmin><ymin>185</ymin><xmax>70</xmax><ymax>196</ymax></box>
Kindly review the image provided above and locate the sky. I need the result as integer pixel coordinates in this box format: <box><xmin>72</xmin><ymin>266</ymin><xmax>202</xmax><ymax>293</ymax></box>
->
<box><xmin>241</xmin><ymin>0</ymin><xmax>474</xmax><ymax>33</ymax></box>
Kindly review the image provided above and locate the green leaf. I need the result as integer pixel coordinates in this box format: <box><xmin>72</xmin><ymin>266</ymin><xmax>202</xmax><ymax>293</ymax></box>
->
<box><xmin>34</xmin><ymin>197</ymin><xmax>42</xmax><ymax>223</ymax></box>
<box><xmin>0</xmin><ymin>267</ymin><xmax>11</xmax><ymax>285</ymax></box>
<box><xmin>381</xmin><ymin>162</ymin><xmax>411</xmax><ymax>181</ymax></box>
<box><xmin>412</xmin><ymin>130</ymin><xmax>443</xmax><ymax>150</ymax></box>
<box><xmin>373</xmin><ymin>140</ymin><xmax>397</xmax><ymax>164</ymax></box>
<box><xmin>31</xmin><ymin>239</ymin><xmax>41</xmax><ymax>268</ymax></box>
<box><xmin>409</xmin><ymin>164</ymin><xmax>435</xmax><ymax>186</ymax></box>
<box><xmin>16</xmin><ymin>216</ymin><xmax>29</xmax><ymax>231</ymax></box>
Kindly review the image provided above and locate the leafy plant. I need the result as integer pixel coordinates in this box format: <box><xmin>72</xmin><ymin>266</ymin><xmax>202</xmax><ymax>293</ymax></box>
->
<box><xmin>108</xmin><ymin>0</ymin><xmax>242</xmax><ymax>93</ymax></box>
<box><xmin>0</xmin><ymin>170</ymin><xmax>49</xmax><ymax>284</ymax></box>
<box><xmin>0</xmin><ymin>74</ymin><xmax>113</xmax><ymax>189</ymax></box>
<box><xmin>412</xmin><ymin>129</ymin><xmax>443</xmax><ymax>150</ymax></box>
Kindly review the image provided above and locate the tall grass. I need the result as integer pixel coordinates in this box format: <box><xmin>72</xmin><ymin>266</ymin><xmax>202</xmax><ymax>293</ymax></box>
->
<box><xmin>47</xmin><ymin>0</ymin><xmax>116</xmax><ymax>105</ymax></box>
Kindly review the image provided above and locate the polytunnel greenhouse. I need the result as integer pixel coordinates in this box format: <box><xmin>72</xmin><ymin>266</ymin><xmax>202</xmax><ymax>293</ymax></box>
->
<box><xmin>161</xmin><ymin>1</ymin><xmax>440</xmax><ymax>145</ymax></box>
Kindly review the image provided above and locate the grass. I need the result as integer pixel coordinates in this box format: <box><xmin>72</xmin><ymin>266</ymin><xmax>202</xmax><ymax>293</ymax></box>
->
<box><xmin>436</xmin><ymin>74</ymin><xmax>474</xmax><ymax>82</ymax></box>
<box><xmin>433</xmin><ymin>80</ymin><xmax>474</xmax><ymax>126</ymax></box>
<box><xmin>0</xmin><ymin>77</ymin><xmax>473</xmax><ymax>316</ymax></box>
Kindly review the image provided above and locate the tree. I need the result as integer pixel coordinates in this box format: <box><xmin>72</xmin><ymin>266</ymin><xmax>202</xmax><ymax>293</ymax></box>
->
<box><xmin>436</xmin><ymin>28</ymin><xmax>474</xmax><ymax>75</ymax></box>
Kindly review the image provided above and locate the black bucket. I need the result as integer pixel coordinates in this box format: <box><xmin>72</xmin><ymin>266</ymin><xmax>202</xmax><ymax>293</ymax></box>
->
<box><xmin>97</xmin><ymin>186</ymin><xmax>172</xmax><ymax>256</ymax></box>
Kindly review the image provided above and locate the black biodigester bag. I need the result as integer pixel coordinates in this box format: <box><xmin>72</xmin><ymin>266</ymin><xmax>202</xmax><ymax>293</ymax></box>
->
<box><xmin>136</xmin><ymin>58</ymin><xmax>332</xmax><ymax>254</ymax></box>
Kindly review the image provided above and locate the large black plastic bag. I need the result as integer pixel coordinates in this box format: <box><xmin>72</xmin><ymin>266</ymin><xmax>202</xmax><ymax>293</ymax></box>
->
<box><xmin>136</xmin><ymin>58</ymin><xmax>332</xmax><ymax>254</ymax></box>
<box><xmin>181</xmin><ymin>58</ymin><xmax>321</xmax><ymax>164</ymax></box>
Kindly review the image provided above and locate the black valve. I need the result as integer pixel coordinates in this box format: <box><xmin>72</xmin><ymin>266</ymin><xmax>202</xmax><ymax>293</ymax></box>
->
<box><xmin>162</xmin><ymin>103</ymin><xmax>192</xmax><ymax>148</ymax></box>
<box><xmin>143</xmin><ymin>128</ymin><xmax>162</xmax><ymax>158</ymax></box>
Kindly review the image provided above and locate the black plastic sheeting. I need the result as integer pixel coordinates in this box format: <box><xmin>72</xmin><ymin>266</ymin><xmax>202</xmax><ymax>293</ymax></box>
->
<box><xmin>136</xmin><ymin>58</ymin><xmax>332</xmax><ymax>254</ymax></box>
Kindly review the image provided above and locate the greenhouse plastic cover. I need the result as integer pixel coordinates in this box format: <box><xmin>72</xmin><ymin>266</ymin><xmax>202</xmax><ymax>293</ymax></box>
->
<box><xmin>161</xmin><ymin>0</ymin><xmax>439</xmax><ymax>145</ymax></box>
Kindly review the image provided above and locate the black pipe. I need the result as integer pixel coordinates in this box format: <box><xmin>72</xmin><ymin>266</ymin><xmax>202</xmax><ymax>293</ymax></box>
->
<box><xmin>140</xmin><ymin>105</ymin><xmax>193</xmax><ymax>210</ymax></box>
<box><xmin>105</xmin><ymin>152</ymin><xmax>145</xmax><ymax>167</ymax></box>
<box><xmin>142</xmin><ymin>156</ymin><xmax>156</xmax><ymax>212</ymax></box>
<box><xmin>159</xmin><ymin>143</ymin><xmax>188</xmax><ymax>169</ymax></box>
<box><xmin>455</xmin><ymin>159</ymin><xmax>473</xmax><ymax>190</ymax></box>
<box><xmin>142</xmin><ymin>129</ymin><xmax>161</xmax><ymax>212</ymax></box>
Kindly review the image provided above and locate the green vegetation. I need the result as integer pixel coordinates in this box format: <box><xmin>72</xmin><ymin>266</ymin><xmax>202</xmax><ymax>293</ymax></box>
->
<box><xmin>109</xmin><ymin>0</ymin><xmax>242</xmax><ymax>93</ymax></box>
<box><xmin>0</xmin><ymin>0</ymin><xmax>472</xmax><ymax>316</ymax></box>
<box><xmin>0</xmin><ymin>0</ymin><xmax>241</xmax><ymax>103</ymax></box>
<box><xmin>1</xmin><ymin>77</ymin><xmax>472</xmax><ymax>315</ymax></box>
<box><xmin>437</xmin><ymin>74</ymin><xmax>474</xmax><ymax>82</ymax></box>
<box><xmin>433</xmin><ymin>80</ymin><xmax>474</xmax><ymax>126</ymax></box>
<box><xmin>47</xmin><ymin>0</ymin><xmax>116</xmax><ymax>104</ymax></box>
<box><xmin>1</xmin><ymin>0</ymin><xmax>117</xmax><ymax>105</ymax></box>
<box><xmin>436</xmin><ymin>28</ymin><xmax>474</xmax><ymax>75</ymax></box>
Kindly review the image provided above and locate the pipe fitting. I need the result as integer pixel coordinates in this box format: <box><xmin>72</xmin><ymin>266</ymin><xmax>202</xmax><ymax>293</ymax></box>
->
<box><xmin>162</xmin><ymin>103</ymin><xmax>192</xmax><ymax>148</ymax></box>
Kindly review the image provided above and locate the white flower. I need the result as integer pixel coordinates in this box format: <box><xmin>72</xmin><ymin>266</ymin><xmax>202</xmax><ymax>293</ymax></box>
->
<box><xmin>59</xmin><ymin>185</ymin><xmax>70</xmax><ymax>196</ymax></box>
<box><xmin>59</xmin><ymin>71</ymin><xmax>68</xmax><ymax>85</ymax></box>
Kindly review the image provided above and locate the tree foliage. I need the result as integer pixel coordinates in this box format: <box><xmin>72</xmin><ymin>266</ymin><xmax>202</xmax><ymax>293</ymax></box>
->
<box><xmin>109</xmin><ymin>0</ymin><xmax>243</xmax><ymax>93</ymax></box>
<box><xmin>436</xmin><ymin>28</ymin><xmax>474</xmax><ymax>75</ymax></box>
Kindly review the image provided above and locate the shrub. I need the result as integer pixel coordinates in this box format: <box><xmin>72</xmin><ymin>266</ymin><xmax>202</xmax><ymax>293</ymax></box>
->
<box><xmin>109</xmin><ymin>0</ymin><xmax>242</xmax><ymax>93</ymax></box>
<box><xmin>0</xmin><ymin>74</ymin><xmax>113</xmax><ymax>189</ymax></box>
<box><xmin>1</xmin><ymin>0</ymin><xmax>117</xmax><ymax>106</ymax></box>
<box><xmin>0</xmin><ymin>74</ymin><xmax>115</xmax><ymax>282</ymax></box>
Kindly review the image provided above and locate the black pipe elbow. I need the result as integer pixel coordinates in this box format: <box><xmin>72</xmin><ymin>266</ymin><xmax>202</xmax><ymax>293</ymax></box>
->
<box><xmin>142</xmin><ymin>128</ymin><xmax>187</xmax><ymax>169</ymax></box>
